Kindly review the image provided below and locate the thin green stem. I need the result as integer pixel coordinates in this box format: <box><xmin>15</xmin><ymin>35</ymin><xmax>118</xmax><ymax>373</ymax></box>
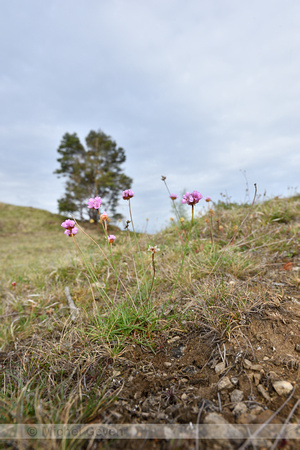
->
<box><xmin>99</xmin><ymin>212</ymin><xmax>123</xmax><ymax>302</ymax></box>
<box><xmin>147</xmin><ymin>253</ymin><xmax>156</xmax><ymax>304</ymax></box>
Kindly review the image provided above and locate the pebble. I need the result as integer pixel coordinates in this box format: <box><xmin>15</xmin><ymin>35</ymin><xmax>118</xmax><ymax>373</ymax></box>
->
<box><xmin>215</xmin><ymin>361</ymin><xmax>226</xmax><ymax>374</ymax></box>
<box><xmin>231</xmin><ymin>377</ymin><xmax>239</xmax><ymax>386</ymax></box>
<box><xmin>164</xmin><ymin>362</ymin><xmax>172</xmax><ymax>368</ymax></box>
<box><xmin>243</xmin><ymin>358</ymin><xmax>263</xmax><ymax>371</ymax></box>
<box><xmin>204</xmin><ymin>413</ymin><xmax>244</xmax><ymax>443</ymax></box>
<box><xmin>257</xmin><ymin>384</ymin><xmax>271</xmax><ymax>401</ymax></box>
<box><xmin>181</xmin><ymin>393</ymin><xmax>188</xmax><ymax>401</ymax></box>
<box><xmin>203</xmin><ymin>412</ymin><xmax>229</xmax><ymax>425</ymax></box>
<box><xmin>272</xmin><ymin>380</ymin><xmax>293</xmax><ymax>396</ymax></box>
<box><xmin>217</xmin><ymin>376</ymin><xmax>234</xmax><ymax>391</ymax></box>
<box><xmin>230</xmin><ymin>389</ymin><xmax>244</xmax><ymax>403</ymax></box>
<box><xmin>295</xmin><ymin>343</ymin><xmax>300</xmax><ymax>352</ymax></box>
<box><xmin>233</xmin><ymin>402</ymin><xmax>248</xmax><ymax>417</ymax></box>
<box><xmin>243</xmin><ymin>359</ymin><xmax>253</xmax><ymax>370</ymax></box>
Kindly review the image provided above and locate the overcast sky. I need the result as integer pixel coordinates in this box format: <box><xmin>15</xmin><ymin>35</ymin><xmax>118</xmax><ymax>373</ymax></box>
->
<box><xmin>1</xmin><ymin>0</ymin><xmax>299</xmax><ymax>233</ymax></box>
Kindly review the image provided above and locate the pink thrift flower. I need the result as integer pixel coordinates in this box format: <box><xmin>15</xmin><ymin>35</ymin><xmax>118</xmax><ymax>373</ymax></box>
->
<box><xmin>106</xmin><ymin>234</ymin><xmax>116</xmax><ymax>244</ymax></box>
<box><xmin>100</xmin><ymin>211</ymin><xmax>108</xmax><ymax>221</ymax></box>
<box><xmin>87</xmin><ymin>196</ymin><xmax>102</xmax><ymax>209</ymax></box>
<box><xmin>205</xmin><ymin>197</ymin><xmax>211</xmax><ymax>202</ymax></box>
<box><xmin>182</xmin><ymin>191</ymin><xmax>203</xmax><ymax>206</ymax></box>
<box><xmin>170</xmin><ymin>194</ymin><xmax>178</xmax><ymax>200</ymax></box>
<box><xmin>61</xmin><ymin>219</ymin><xmax>76</xmax><ymax>229</ymax></box>
<box><xmin>122</xmin><ymin>189</ymin><xmax>134</xmax><ymax>200</ymax></box>
<box><xmin>61</xmin><ymin>219</ymin><xmax>78</xmax><ymax>237</ymax></box>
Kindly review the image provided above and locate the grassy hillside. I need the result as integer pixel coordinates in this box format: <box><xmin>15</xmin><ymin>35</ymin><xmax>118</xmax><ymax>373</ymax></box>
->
<box><xmin>0</xmin><ymin>196</ymin><xmax>300</xmax><ymax>449</ymax></box>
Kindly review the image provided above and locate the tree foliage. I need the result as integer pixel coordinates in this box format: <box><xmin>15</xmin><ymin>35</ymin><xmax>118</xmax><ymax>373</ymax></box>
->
<box><xmin>54</xmin><ymin>130</ymin><xmax>132</xmax><ymax>220</ymax></box>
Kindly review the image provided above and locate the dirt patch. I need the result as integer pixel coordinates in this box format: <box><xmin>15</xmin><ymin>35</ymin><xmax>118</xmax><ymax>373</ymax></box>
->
<box><xmin>88</xmin><ymin>294</ymin><xmax>300</xmax><ymax>449</ymax></box>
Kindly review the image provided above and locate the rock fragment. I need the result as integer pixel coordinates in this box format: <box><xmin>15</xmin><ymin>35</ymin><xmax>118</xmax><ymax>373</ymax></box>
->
<box><xmin>230</xmin><ymin>389</ymin><xmax>244</xmax><ymax>403</ymax></box>
<box><xmin>272</xmin><ymin>380</ymin><xmax>293</xmax><ymax>396</ymax></box>
<box><xmin>217</xmin><ymin>376</ymin><xmax>234</xmax><ymax>391</ymax></box>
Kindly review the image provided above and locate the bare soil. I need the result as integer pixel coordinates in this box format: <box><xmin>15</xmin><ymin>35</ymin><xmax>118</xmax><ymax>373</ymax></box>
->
<box><xmin>83</xmin><ymin>262</ymin><xmax>300</xmax><ymax>449</ymax></box>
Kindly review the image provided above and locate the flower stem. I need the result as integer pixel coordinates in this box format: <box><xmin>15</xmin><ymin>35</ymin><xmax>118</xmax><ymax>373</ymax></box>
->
<box><xmin>147</xmin><ymin>253</ymin><xmax>156</xmax><ymax>304</ymax></box>
<box><xmin>99</xmin><ymin>212</ymin><xmax>123</xmax><ymax>302</ymax></box>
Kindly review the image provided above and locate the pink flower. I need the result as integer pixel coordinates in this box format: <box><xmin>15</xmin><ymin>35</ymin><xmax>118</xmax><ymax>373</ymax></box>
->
<box><xmin>61</xmin><ymin>219</ymin><xmax>76</xmax><ymax>229</ymax></box>
<box><xmin>106</xmin><ymin>234</ymin><xmax>116</xmax><ymax>244</ymax></box>
<box><xmin>170</xmin><ymin>194</ymin><xmax>178</xmax><ymax>200</ymax></box>
<box><xmin>182</xmin><ymin>191</ymin><xmax>203</xmax><ymax>206</ymax></box>
<box><xmin>100</xmin><ymin>211</ymin><xmax>108</xmax><ymax>221</ymax></box>
<box><xmin>87</xmin><ymin>196</ymin><xmax>102</xmax><ymax>209</ymax></box>
<box><xmin>61</xmin><ymin>219</ymin><xmax>78</xmax><ymax>237</ymax></box>
<box><xmin>122</xmin><ymin>189</ymin><xmax>134</xmax><ymax>200</ymax></box>
<box><xmin>205</xmin><ymin>197</ymin><xmax>211</xmax><ymax>202</ymax></box>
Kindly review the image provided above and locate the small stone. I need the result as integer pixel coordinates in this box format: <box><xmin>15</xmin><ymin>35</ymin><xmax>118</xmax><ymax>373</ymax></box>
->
<box><xmin>203</xmin><ymin>412</ymin><xmax>229</xmax><ymax>425</ymax></box>
<box><xmin>263</xmin><ymin>356</ymin><xmax>269</xmax><ymax>361</ymax></box>
<box><xmin>295</xmin><ymin>344</ymin><xmax>300</xmax><ymax>352</ymax></box>
<box><xmin>217</xmin><ymin>376</ymin><xmax>234</xmax><ymax>391</ymax></box>
<box><xmin>243</xmin><ymin>359</ymin><xmax>253</xmax><ymax>369</ymax></box>
<box><xmin>257</xmin><ymin>384</ymin><xmax>271</xmax><ymax>401</ymax></box>
<box><xmin>215</xmin><ymin>361</ymin><xmax>226</xmax><ymax>374</ymax></box>
<box><xmin>181</xmin><ymin>378</ymin><xmax>189</xmax><ymax>383</ymax></box>
<box><xmin>231</xmin><ymin>377</ymin><xmax>239</xmax><ymax>386</ymax></box>
<box><xmin>181</xmin><ymin>393</ymin><xmax>188</xmax><ymax>401</ymax></box>
<box><xmin>251</xmin><ymin>372</ymin><xmax>262</xmax><ymax>385</ymax></box>
<box><xmin>272</xmin><ymin>380</ymin><xmax>293</xmax><ymax>396</ymax></box>
<box><xmin>164</xmin><ymin>362</ymin><xmax>172</xmax><ymax>368</ymax></box>
<box><xmin>250</xmin><ymin>364</ymin><xmax>263</xmax><ymax>372</ymax></box>
<box><xmin>230</xmin><ymin>389</ymin><xmax>244</xmax><ymax>403</ymax></box>
<box><xmin>233</xmin><ymin>402</ymin><xmax>248</xmax><ymax>417</ymax></box>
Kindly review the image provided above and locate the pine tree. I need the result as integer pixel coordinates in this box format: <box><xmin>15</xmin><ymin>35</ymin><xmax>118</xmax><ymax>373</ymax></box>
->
<box><xmin>54</xmin><ymin>130</ymin><xmax>132</xmax><ymax>220</ymax></box>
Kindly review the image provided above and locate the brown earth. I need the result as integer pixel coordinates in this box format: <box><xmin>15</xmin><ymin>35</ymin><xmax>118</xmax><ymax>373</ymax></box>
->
<box><xmin>83</xmin><ymin>264</ymin><xmax>300</xmax><ymax>449</ymax></box>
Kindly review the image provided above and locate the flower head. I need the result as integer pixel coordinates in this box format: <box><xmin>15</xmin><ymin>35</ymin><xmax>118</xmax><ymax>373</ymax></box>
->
<box><xmin>61</xmin><ymin>219</ymin><xmax>78</xmax><ymax>237</ymax></box>
<box><xmin>148</xmin><ymin>245</ymin><xmax>160</xmax><ymax>253</ymax></box>
<box><xmin>87</xmin><ymin>196</ymin><xmax>102</xmax><ymax>209</ymax></box>
<box><xmin>205</xmin><ymin>196</ymin><xmax>211</xmax><ymax>202</ymax></box>
<box><xmin>106</xmin><ymin>234</ymin><xmax>116</xmax><ymax>244</ymax></box>
<box><xmin>100</xmin><ymin>211</ymin><xmax>108</xmax><ymax>221</ymax></box>
<box><xmin>170</xmin><ymin>194</ymin><xmax>178</xmax><ymax>201</ymax></box>
<box><xmin>122</xmin><ymin>189</ymin><xmax>134</xmax><ymax>200</ymax></box>
<box><xmin>182</xmin><ymin>191</ymin><xmax>203</xmax><ymax>206</ymax></box>
<box><xmin>61</xmin><ymin>219</ymin><xmax>76</xmax><ymax>229</ymax></box>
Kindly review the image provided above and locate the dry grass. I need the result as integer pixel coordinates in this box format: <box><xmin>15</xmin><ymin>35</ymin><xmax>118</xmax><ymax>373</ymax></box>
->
<box><xmin>0</xmin><ymin>195</ymin><xmax>299</xmax><ymax>448</ymax></box>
